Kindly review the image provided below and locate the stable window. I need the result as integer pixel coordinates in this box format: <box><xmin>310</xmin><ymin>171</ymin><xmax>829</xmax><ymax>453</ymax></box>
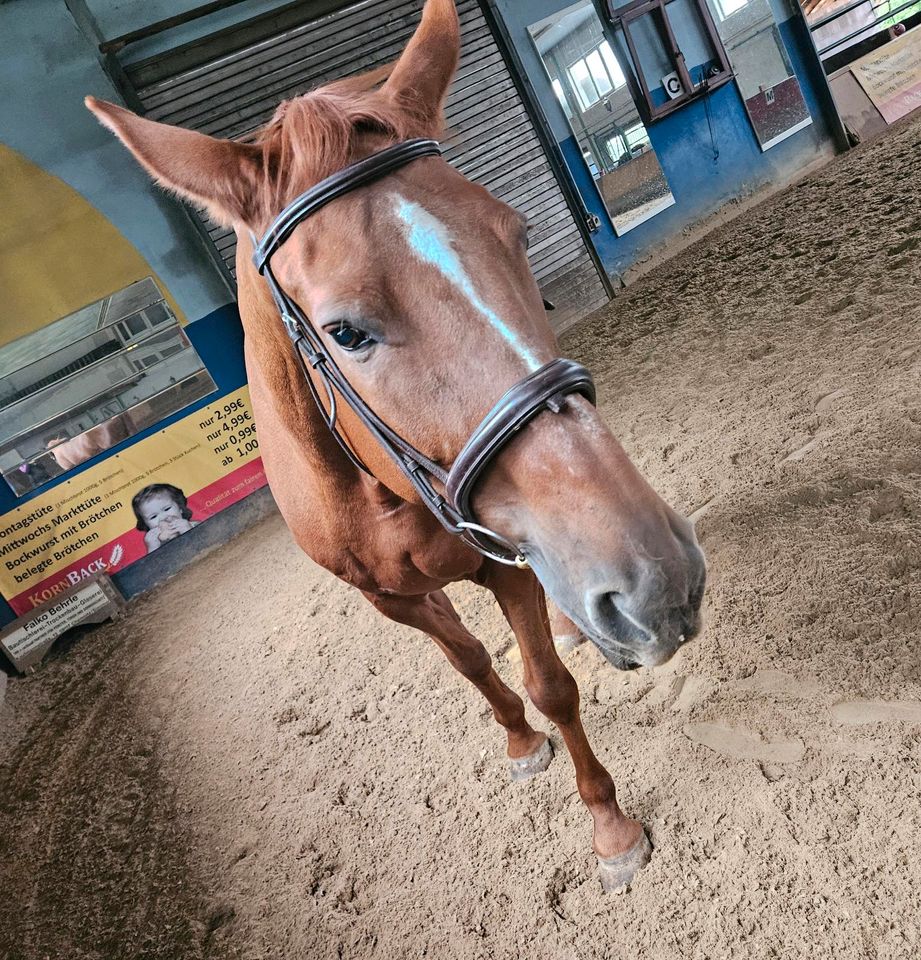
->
<box><xmin>125</xmin><ymin>314</ymin><xmax>148</xmax><ymax>338</ymax></box>
<box><xmin>600</xmin><ymin>43</ymin><xmax>626</xmax><ymax>86</ymax></box>
<box><xmin>604</xmin><ymin>123</ymin><xmax>653</xmax><ymax>164</ymax></box>
<box><xmin>606</xmin><ymin>0</ymin><xmax>733</xmax><ymax>122</ymax></box>
<box><xmin>0</xmin><ymin>277</ymin><xmax>216</xmax><ymax>497</ymax></box>
<box><xmin>551</xmin><ymin>78</ymin><xmax>573</xmax><ymax>118</ymax></box>
<box><xmin>627</xmin><ymin>123</ymin><xmax>652</xmax><ymax>150</ymax></box>
<box><xmin>713</xmin><ymin>0</ymin><xmax>749</xmax><ymax>18</ymax></box>
<box><xmin>605</xmin><ymin>135</ymin><xmax>629</xmax><ymax>163</ymax></box>
<box><xmin>144</xmin><ymin>301</ymin><xmax>171</xmax><ymax>326</ymax></box>
<box><xmin>566</xmin><ymin>40</ymin><xmax>627</xmax><ymax>109</ymax></box>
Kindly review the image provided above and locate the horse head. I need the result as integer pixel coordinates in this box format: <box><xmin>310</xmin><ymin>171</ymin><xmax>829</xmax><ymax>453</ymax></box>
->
<box><xmin>86</xmin><ymin>0</ymin><xmax>704</xmax><ymax>670</ymax></box>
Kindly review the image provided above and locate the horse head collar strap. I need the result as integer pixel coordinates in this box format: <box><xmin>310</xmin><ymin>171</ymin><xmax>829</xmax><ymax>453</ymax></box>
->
<box><xmin>446</xmin><ymin>359</ymin><xmax>595</xmax><ymax>521</ymax></box>
<box><xmin>253</xmin><ymin>138</ymin><xmax>597</xmax><ymax>567</ymax></box>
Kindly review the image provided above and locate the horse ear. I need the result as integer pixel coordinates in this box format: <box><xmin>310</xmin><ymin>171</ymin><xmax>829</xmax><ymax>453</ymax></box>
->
<box><xmin>85</xmin><ymin>96</ymin><xmax>265</xmax><ymax>228</ymax></box>
<box><xmin>382</xmin><ymin>0</ymin><xmax>460</xmax><ymax>134</ymax></box>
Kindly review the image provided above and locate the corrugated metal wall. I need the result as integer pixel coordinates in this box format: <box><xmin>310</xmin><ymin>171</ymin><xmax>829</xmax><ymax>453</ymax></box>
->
<box><xmin>125</xmin><ymin>0</ymin><xmax>609</xmax><ymax>331</ymax></box>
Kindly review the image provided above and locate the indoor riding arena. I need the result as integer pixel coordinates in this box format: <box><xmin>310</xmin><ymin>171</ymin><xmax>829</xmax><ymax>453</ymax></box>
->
<box><xmin>1</xmin><ymin>1</ymin><xmax>919</xmax><ymax>959</ymax></box>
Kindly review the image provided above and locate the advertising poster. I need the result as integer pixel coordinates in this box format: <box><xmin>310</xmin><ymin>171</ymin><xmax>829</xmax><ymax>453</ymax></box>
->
<box><xmin>0</xmin><ymin>386</ymin><xmax>266</xmax><ymax>615</ymax></box>
<box><xmin>852</xmin><ymin>26</ymin><xmax>921</xmax><ymax>124</ymax></box>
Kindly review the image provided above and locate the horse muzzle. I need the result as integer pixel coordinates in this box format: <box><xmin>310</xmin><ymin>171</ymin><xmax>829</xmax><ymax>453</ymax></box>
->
<box><xmin>584</xmin><ymin>540</ymin><xmax>706</xmax><ymax>670</ymax></box>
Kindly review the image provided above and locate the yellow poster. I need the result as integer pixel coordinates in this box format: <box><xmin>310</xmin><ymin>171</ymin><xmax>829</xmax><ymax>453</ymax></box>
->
<box><xmin>0</xmin><ymin>386</ymin><xmax>266</xmax><ymax>614</ymax></box>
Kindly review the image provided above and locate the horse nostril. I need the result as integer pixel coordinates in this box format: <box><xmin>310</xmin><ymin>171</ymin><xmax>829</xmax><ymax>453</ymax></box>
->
<box><xmin>587</xmin><ymin>590</ymin><xmax>657</xmax><ymax>647</ymax></box>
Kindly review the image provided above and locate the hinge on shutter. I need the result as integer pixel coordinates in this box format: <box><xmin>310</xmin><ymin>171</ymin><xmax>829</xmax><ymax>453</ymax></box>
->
<box><xmin>584</xmin><ymin>212</ymin><xmax>602</xmax><ymax>232</ymax></box>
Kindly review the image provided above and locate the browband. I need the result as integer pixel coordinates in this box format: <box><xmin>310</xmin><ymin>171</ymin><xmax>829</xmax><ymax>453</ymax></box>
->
<box><xmin>254</xmin><ymin>138</ymin><xmax>442</xmax><ymax>272</ymax></box>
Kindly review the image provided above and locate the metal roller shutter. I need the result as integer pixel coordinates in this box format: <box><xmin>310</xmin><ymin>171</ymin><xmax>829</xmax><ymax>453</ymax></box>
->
<box><xmin>124</xmin><ymin>0</ymin><xmax>609</xmax><ymax>331</ymax></box>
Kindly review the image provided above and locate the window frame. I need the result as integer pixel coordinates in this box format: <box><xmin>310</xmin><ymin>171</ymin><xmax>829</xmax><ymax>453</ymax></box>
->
<box><xmin>604</xmin><ymin>133</ymin><xmax>629</xmax><ymax>164</ymax></box>
<box><xmin>606</xmin><ymin>0</ymin><xmax>734</xmax><ymax>123</ymax></box>
<box><xmin>603</xmin><ymin>121</ymin><xmax>653</xmax><ymax>165</ymax></box>
<box><xmin>565</xmin><ymin>39</ymin><xmax>628</xmax><ymax>110</ymax></box>
<box><xmin>125</xmin><ymin>314</ymin><xmax>148</xmax><ymax>338</ymax></box>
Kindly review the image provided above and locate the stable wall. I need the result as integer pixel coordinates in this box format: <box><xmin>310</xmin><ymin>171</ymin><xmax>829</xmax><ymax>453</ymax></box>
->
<box><xmin>491</xmin><ymin>0</ymin><xmax>839</xmax><ymax>279</ymax></box>
<box><xmin>0</xmin><ymin>3</ymin><xmax>231</xmax><ymax>324</ymax></box>
<box><xmin>0</xmin><ymin>0</ymin><xmax>274</xmax><ymax>627</ymax></box>
<box><xmin>0</xmin><ymin>0</ymin><xmax>842</xmax><ymax>628</ymax></box>
<box><xmin>84</xmin><ymin>0</ymin><xmax>321</xmax><ymax>62</ymax></box>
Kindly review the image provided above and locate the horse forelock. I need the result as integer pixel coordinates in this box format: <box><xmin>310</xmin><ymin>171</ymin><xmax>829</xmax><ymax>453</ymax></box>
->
<box><xmin>248</xmin><ymin>64</ymin><xmax>434</xmax><ymax>215</ymax></box>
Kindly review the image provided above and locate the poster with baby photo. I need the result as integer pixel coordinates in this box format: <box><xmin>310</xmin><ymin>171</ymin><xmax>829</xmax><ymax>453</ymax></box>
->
<box><xmin>0</xmin><ymin>386</ymin><xmax>266</xmax><ymax>616</ymax></box>
<box><xmin>131</xmin><ymin>483</ymin><xmax>199</xmax><ymax>554</ymax></box>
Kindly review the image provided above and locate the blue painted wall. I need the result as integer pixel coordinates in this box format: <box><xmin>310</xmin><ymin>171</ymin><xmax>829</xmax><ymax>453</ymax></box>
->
<box><xmin>492</xmin><ymin>0</ymin><xmax>838</xmax><ymax>278</ymax></box>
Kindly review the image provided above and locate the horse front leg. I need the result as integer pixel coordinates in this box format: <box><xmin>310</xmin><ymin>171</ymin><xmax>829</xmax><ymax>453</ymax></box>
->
<box><xmin>363</xmin><ymin>589</ymin><xmax>552</xmax><ymax>777</ymax></box>
<box><xmin>548</xmin><ymin>602</ymin><xmax>586</xmax><ymax>654</ymax></box>
<box><xmin>485</xmin><ymin>566</ymin><xmax>652</xmax><ymax>891</ymax></box>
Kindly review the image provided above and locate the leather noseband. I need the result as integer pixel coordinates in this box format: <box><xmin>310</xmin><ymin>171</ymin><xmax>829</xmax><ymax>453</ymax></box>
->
<box><xmin>253</xmin><ymin>138</ymin><xmax>597</xmax><ymax>567</ymax></box>
<box><xmin>446</xmin><ymin>358</ymin><xmax>595</xmax><ymax>521</ymax></box>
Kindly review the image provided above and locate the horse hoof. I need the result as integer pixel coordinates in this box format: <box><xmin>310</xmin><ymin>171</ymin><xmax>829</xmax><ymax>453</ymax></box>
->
<box><xmin>509</xmin><ymin>736</ymin><xmax>554</xmax><ymax>781</ymax></box>
<box><xmin>597</xmin><ymin>830</ymin><xmax>652</xmax><ymax>892</ymax></box>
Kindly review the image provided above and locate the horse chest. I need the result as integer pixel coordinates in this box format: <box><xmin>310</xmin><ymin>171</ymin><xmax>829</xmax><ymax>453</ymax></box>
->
<box><xmin>326</xmin><ymin>492</ymin><xmax>482</xmax><ymax>593</ymax></box>
<box><xmin>254</xmin><ymin>403</ymin><xmax>479</xmax><ymax>593</ymax></box>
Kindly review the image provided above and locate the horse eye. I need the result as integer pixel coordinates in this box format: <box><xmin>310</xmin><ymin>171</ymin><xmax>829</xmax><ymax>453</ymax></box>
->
<box><xmin>329</xmin><ymin>324</ymin><xmax>372</xmax><ymax>351</ymax></box>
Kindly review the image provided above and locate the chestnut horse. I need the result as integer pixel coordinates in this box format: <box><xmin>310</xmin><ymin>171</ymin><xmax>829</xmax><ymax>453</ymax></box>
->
<box><xmin>46</xmin><ymin>414</ymin><xmax>131</xmax><ymax>471</ymax></box>
<box><xmin>87</xmin><ymin>0</ymin><xmax>705</xmax><ymax>890</ymax></box>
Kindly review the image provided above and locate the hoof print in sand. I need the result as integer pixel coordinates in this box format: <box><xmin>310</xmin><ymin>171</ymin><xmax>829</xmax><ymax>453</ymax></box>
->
<box><xmin>669</xmin><ymin>675</ymin><xmax>718</xmax><ymax>713</ymax></box>
<box><xmin>829</xmin><ymin>699</ymin><xmax>921</xmax><ymax>726</ymax></box>
<box><xmin>684</xmin><ymin>723</ymin><xmax>805</xmax><ymax>764</ymax></box>
<box><xmin>815</xmin><ymin>388</ymin><xmax>847</xmax><ymax>413</ymax></box>
<box><xmin>780</xmin><ymin>432</ymin><xmax>828</xmax><ymax>464</ymax></box>
<box><xmin>733</xmin><ymin>669</ymin><xmax>822</xmax><ymax>701</ymax></box>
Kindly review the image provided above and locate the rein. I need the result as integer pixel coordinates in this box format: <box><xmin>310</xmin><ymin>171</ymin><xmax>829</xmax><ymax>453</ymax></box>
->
<box><xmin>253</xmin><ymin>138</ymin><xmax>596</xmax><ymax>567</ymax></box>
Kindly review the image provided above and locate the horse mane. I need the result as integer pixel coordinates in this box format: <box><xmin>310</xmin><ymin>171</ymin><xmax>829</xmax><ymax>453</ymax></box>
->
<box><xmin>249</xmin><ymin>63</ymin><xmax>435</xmax><ymax>212</ymax></box>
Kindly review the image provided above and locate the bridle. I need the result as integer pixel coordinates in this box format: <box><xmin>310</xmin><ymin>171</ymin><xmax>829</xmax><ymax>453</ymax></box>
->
<box><xmin>253</xmin><ymin>138</ymin><xmax>596</xmax><ymax>568</ymax></box>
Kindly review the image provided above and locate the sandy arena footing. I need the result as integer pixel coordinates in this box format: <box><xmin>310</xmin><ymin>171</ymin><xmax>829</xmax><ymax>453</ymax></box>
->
<box><xmin>1</xmin><ymin>115</ymin><xmax>920</xmax><ymax>960</ymax></box>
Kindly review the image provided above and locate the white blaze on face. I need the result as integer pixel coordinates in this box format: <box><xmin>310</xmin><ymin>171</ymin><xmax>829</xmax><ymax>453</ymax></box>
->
<box><xmin>391</xmin><ymin>194</ymin><xmax>541</xmax><ymax>371</ymax></box>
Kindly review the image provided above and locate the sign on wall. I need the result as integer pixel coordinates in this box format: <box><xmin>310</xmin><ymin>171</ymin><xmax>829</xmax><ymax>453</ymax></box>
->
<box><xmin>852</xmin><ymin>26</ymin><xmax>921</xmax><ymax>124</ymax></box>
<box><xmin>0</xmin><ymin>385</ymin><xmax>266</xmax><ymax>616</ymax></box>
<box><xmin>0</xmin><ymin>575</ymin><xmax>124</xmax><ymax>672</ymax></box>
